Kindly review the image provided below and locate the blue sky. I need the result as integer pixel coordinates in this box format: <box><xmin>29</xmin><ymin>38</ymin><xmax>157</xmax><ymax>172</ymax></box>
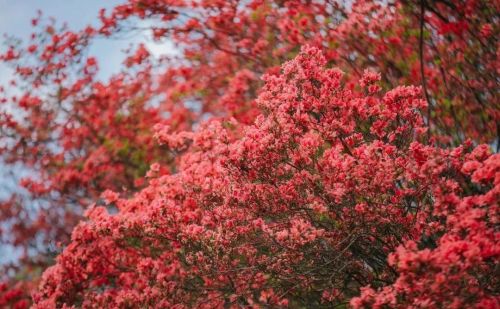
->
<box><xmin>0</xmin><ymin>0</ymin><xmax>122</xmax><ymax>30</ymax></box>
<box><xmin>0</xmin><ymin>0</ymin><xmax>145</xmax><ymax>79</ymax></box>
<box><xmin>0</xmin><ymin>0</ymin><xmax>178</xmax><ymax>80</ymax></box>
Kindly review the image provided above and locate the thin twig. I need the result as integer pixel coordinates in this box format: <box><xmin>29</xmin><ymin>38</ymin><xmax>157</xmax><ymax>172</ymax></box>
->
<box><xmin>419</xmin><ymin>0</ymin><xmax>432</xmax><ymax>139</ymax></box>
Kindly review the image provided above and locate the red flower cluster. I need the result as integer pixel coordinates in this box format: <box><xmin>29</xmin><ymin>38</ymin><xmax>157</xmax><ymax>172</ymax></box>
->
<box><xmin>30</xmin><ymin>47</ymin><xmax>498</xmax><ymax>308</ymax></box>
<box><xmin>0</xmin><ymin>281</ymin><xmax>31</xmax><ymax>309</ymax></box>
<box><xmin>352</xmin><ymin>145</ymin><xmax>500</xmax><ymax>308</ymax></box>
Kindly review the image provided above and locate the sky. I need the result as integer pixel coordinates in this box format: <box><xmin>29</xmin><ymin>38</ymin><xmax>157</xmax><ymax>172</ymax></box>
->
<box><xmin>0</xmin><ymin>0</ymin><xmax>120</xmax><ymax>72</ymax></box>
<box><xmin>0</xmin><ymin>0</ymin><xmax>175</xmax><ymax>80</ymax></box>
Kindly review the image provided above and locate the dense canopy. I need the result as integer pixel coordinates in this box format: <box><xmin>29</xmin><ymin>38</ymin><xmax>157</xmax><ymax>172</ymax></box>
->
<box><xmin>0</xmin><ymin>0</ymin><xmax>498</xmax><ymax>308</ymax></box>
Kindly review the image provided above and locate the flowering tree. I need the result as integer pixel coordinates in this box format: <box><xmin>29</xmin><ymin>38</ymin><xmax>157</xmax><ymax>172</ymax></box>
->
<box><xmin>0</xmin><ymin>0</ymin><xmax>498</xmax><ymax>307</ymax></box>
<box><xmin>31</xmin><ymin>47</ymin><xmax>499</xmax><ymax>308</ymax></box>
